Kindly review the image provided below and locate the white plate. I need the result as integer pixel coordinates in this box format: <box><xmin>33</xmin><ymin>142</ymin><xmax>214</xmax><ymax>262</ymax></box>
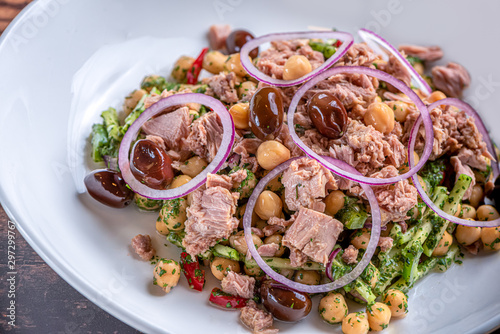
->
<box><xmin>1</xmin><ymin>0</ymin><xmax>500</xmax><ymax>333</ymax></box>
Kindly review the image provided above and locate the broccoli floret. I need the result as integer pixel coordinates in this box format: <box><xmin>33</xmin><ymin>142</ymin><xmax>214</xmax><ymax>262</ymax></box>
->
<box><xmin>335</xmin><ymin>197</ymin><xmax>368</xmax><ymax>229</ymax></box>
<box><xmin>418</xmin><ymin>158</ymin><xmax>447</xmax><ymax>191</ymax></box>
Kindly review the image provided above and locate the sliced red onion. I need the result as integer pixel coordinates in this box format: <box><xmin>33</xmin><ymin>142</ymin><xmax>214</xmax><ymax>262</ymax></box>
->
<box><xmin>239</xmin><ymin>31</ymin><xmax>354</xmax><ymax>87</ymax></box>
<box><xmin>243</xmin><ymin>156</ymin><xmax>381</xmax><ymax>293</ymax></box>
<box><xmin>325</xmin><ymin>248</ymin><xmax>341</xmax><ymax>282</ymax></box>
<box><xmin>118</xmin><ymin>93</ymin><xmax>235</xmax><ymax>200</ymax></box>
<box><xmin>409</xmin><ymin>99</ymin><xmax>500</xmax><ymax>227</ymax></box>
<box><xmin>358</xmin><ymin>28</ymin><xmax>432</xmax><ymax>96</ymax></box>
<box><xmin>287</xmin><ymin>66</ymin><xmax>433</xmax><ymax>185</ymax></box>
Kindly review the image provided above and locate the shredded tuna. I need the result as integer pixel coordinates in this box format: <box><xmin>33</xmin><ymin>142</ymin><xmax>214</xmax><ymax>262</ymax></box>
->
<box><xmin>203</xmin><ymin>72</ymin><xmax>239</xmax><ymax>103</ymax></box>
<box><xmin>398</xmin><ymin>45</ymin><xmax>443</xmax><ymax>62</ymax></box>
<box><xmin>342</xmin><ymin>245</ymin><xmax>359</xmax><ymax>264</ymax></box>
<box><xmin>206</xmin><ymin>173</ymin><xmax>233</xmax><ymax>190</ymax></box>
<box><xmin>336</xmin><ymin>43</ymin><xmax>378</xmax><ymax>67</ymax></box>
<box><xmin>262</xmin><ymin>225</ymin><xmax>285</xmax><ymax>237</ymax></box>
<box><xmin>251</xmin><ymin>227</ymin><xmax>265</xmax><ymax>238</ymax></box>
<box><xmin>378</xmin><ymin>237</ymin><xmax>393</xmax><ymax>252</ymax></box>
<box><xmin>233</xmin><ymin>137</ymin><xmax>262</xmax><ymax>173</ymax></box>
<box><xmin>182</xmin><ymin>186</ymin><xmax>239</xmax><ymax>256</ymax></box>
<box><xmin>144</xmin><ymin>88</ymin><xmax>193</xmax><ymax>109</ymax></box>
<box><xmin>289</xmin><ymin>248</ymin><xmax>309</xmax><ymax>268</ymax></box>
<box><xmin>268</xmin><ymin>214</ymin><xmax>296</xmax><ymax>228</ymax></box>
<box><xmin>450</xmin><ymin>156</ymin><xmax>476</xmax><ymax>200</ymax></box>
<box><xmin>257</xmin><ymin>243</ymin><xmax>280</xmax><ymax>257</ymax></box>
<box><xmin>208</xmin><ymin>24</ymin><xmax>231</xmax><ymax>50</ymax></box>
<box><xmin>131</xmin><ymin>234</ymin><xmax>156</xmax><ymax>261</ymax></box>
<box><xmin>184</xmin><ymin>112</ymin><xmax>223</xmax><ymax>163</ymax></box>
<box><xmin>240</xmin><ymin>301</ymin><xmax>277</xmax><ymax>333</ymax></box>
<box><xmin>385</xmin><ymin>55</ymin><xmax>411</xmax><ymax>93</ymax></box>
<box><xmin>464</xmin><ymin>240</ymin><xmax>481</xmax><ymax>255</ymax></box>
<box><xmin>221</xmin><ymin>271</ymin><xmax>255</xmax><ymax>299</ymax></box>
<box><xmin>431</xmin><ymin>62</ymin><xmax>471</xmax><ymax>98</ymax></box>
<box><xmin>283</xmin><ymin>207</ymin><xmax>343</xmax><ymax>266</ymax></box>
<box><xmin>281</xmin><ymin>158</ymin><xmax>337</xmax><ymax>211</ymax></box>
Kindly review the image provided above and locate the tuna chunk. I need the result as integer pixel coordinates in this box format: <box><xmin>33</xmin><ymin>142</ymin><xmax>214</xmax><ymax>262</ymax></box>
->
<box><xmin>281</xmin><ymin>157</ymin><xmax>337</xmax><ymax>211</ymax></box>
<box><xmin>431</xmin><ymin>62</ymin><xmax>471</xmax><ymax>98</ymax></box>
<box><xmin>233</xmin><ymin>136</ymin><xmax>262</xmax><ymax>173</ymax></box>
<box><xmin>206</xmin><ymin>173</ymin><xmax>233</xmax><ymax>190</ymax></box>
<box><xmin>240</xmin><ymin>301</ymin><xmax>277</xmax><ymax>333</ymax></box>
<box><xmin>282</xmin><ymin>207</ymin><xmax>343</xmax><ymax>266</ymax></box>
<box><xmin>208</xmin><ymin>24</ymin><xmax>231</xmax><ymax>50</ymax></box>
<box><xmin>221</xmin><ymin>271</ymin><xmax>255</xmax><ymax>299</ymax></box>
<box><xmin>257</xmin><ymin>243</ymin><xmax>280</xmax><ymax>257</ymax></box>
<box><xmin>378</xmin><ymin>237</ymin><xmax>393</xmax><ymax>252</ymax></box>
<box><xmin>398</xmin><ymin>45</ymin><xmax>443</xmax><ymax>62</ymax></box>
<box><xmin>385</xmin><ymin>55</ymin><xmax>411</xmax><ymax>93</ymax></box>
<box><xmin>203</xmin><ymin>72</ymin><xmax>239</xmax><ymax>103</ymax></box>
<box><xmin>142</xmin><ymin>106</ymin><xmax>192</xmax><ymax>154</ymax></box>
<box><xmin>450</xmin><ymin>156</ymin><xmax>476</xmax><ymax>200</ymax></box>
<box><xmin>342</xmin><ymin>245</ymin><xmax>358</xmax><ymax>265</ymax></box>
<box><xmin>336</xmin><ymin>43</ymin><xmax>378</xmax><ymax>67</ymax></box>
<box><xmin>183</xmin><ymin>112</ymin><xmax>223</xmax><ymax>163</ymax></box>
<box><xmin>182</xmin><ymin>186</ymin><xmax>239</xmax><ymax>256</ymax></box>
<box><xmin>131</xmin><ymin>234</ymin><xmax>156</xmax><ymax>261</ymax></box>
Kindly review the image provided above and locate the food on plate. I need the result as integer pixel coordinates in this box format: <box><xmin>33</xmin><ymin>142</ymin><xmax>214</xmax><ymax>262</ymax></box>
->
<box><xmin>84</xmin><ymin>24</ymin><xmax>500</xmax><ymax>333</ymax></box>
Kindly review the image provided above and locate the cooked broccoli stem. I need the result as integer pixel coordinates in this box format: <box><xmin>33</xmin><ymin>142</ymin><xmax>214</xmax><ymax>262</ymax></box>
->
<box><xmin>244</xmin><ymin>257</ymin><xmax>324</xmax><ymax>271</ymax></box>
<box><xmin>101</xmin><ymin>107</ymin><xmax>121</xmax><ymax>141</ymax></box>
<box><xmin>134</xmin><ymin>194</ymin><xmax>163</xmax><ymax>211</ymax></box>
<box><xmin>389</xmin><ymin>257</ymin><xmax>438</xmax><ymax>293</ymax></box>
<box><xmin>418</xmin><ymin>158</ymin><xmax>447</xmax><ymax>192</ymax></box>
<box><xmin>90</xmin><ymin>123</ymin><xmax>109</xmax><ymax>162</ymax></box>
<box><xmin>336</xmin><ymin>197</ymin><xmax>368</xmax><ymax>229</ymax></box>
<box><xmin>121</xmin><ymin>92</ymin><xmax>149</xmax><ymax>135</ymax></box>
<box><xmin>212</xmin><ymin>244</ymin><xmax>241</xmax><ymax>261</ymax></box>
<box><xmin>166</xmin><ymin>231</ymin><xmax>185</xmax><ymax>249</ymax></box>
<box><xmin>436</xmin><ymin>244</ymin><xmax>461</xmax><ymax>272</ymax></box>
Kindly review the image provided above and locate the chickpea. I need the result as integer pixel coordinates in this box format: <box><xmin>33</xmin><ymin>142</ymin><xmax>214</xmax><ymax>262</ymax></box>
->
<box><xmin>455</xmin><ymin>224</ymin><xmax>481</xmax><ymax>246</ymax></box>
<box><xmin>469</xmin><ymin>185</ymin><xmax>484</xmax><ymax>208</ymax></box>
<box><xmin>210</xmin><ymin>257</ymin><xmax>241</xmax><ymax>280</ymax></box>
<box><xmin>171</xmin><ymin>56</ymin><xmax>195</xmax><ymax>82</ymax></box>
<box><xmin>400</xmin><ymin>151</ymin><xmax>420</xmax><ymax>174</ymax></box>
<box><xmin>364</xmin><ymin>102</ymin><xmax>395</xmax><ymax>134</ymax></box>
<box><xmin>203</xmin><ymin>50</ymin><xmax>226</xmax><ymax>74</ymax></box>
<box><xmin>383</xmin><ymin>289</ymin><xmax>408</xmax><ymax>318</ymax></box>
<box><xmin>454</xmin><ymin>203</ymin><xmax>462</xmax><ymax>218</ymax></box>
<box><xmin>170</xmin><ymin>175</ymin><xmax>192</xmax><ymax>189</ymax></box>
<box><xmin>257</xmin><ymin>140</ymin><xmax>291</xmax><ymax>170</ymax></box>
<box><xmin>367</xmin><ymin>302</ymin><xmax>391</xmax><ymax>331</ymax></box>
<box><xmin>476</xmin><ymin>205</ymin><xmax>500</xmax><ymax>221</ymax></box>
<box><xmin>461</xmin><ymin>204</ymin><xmax>477</xmax><ymax>219</ymax></box>
<box><xmin>264</xmin><ymin>234</ymin><xmax>285</xmax><ymax>257</ymax></box>
<box><xmin>362</xmin><ymin>262</ymin><xmax>380</xmax><ymax>289</ymax></box>
<box><xmin>224</xmin><ymin>53</ymin><xmax>247</xmax><ymax>77</ymax></box>
<box><xmin>264</xmin><ymin>172</ymin><xmax>284</xmax><ymax>192</ymax></box>
<box><xmin>282</xmin><ymin>55</ymin><xmax>312</xmax><ymax>81</ymax></box>
<box><xmin>386</xmin><ymin>101</ymin><xmax>409</xmax><ymax>122</ymax></box>
<box><xmin>319</xmin><ymin>292</ymin><xmax>348</xmax><ymax>324</ymax></box>
<box><xmin>426</xmin><ymin>90</ymin><xmax>447</xmax><ymax>104</ymax></box>
<box><xmin>294</xmin><ymin>270</ymin><xmax>320</xmax><ymax>285</ymax></box>
<box><xmin>278</xmin><ymin>268</ymin><xmax>295</xmax><ymax>279</ymax></box>
<box><xmin>413</xmin><ymin>62</ymin><xmax>425</xmax><ymax>76</ymax></box>
<box><xmin>351</xmin><ymin>229</ymin><xmax>371</xmax><ymax>250</ymax></box>
<box><xmin>432</xmin><ymin>231</ymin><xmax>453</xmax><ymax>257</ymax></box>
<box><xmin>229</xmin><ymin>103</ymin><xmax>250</xmax><ymax>130</ymax></box>
<box><xmin>481</xmin><ymin>227</ymin><xmax>500</xmax><ymax>251</ymax></box>
<box><xmin>123</xmin><ymin>89</ymin><xmax>147</xmax><ymax>115</ymax></box>
<box><xmin>238</xmin><ymin>81</ymin><xmax>257</xmax><ymax>99</ymax></box>
<box><xmin>254</xmin><ymin>190</ymin><xmax>283</xmax><ymax>220</ymax></box>
<box><xmin>156</xmin><ymin>198</ymin><xmax>188</xmax><ymax>234</ymax></box>
<box><xmin>229</xmin><ymin>231</ymin><xmax>263</xmax><ymax>255</ymax></box>
<box><xmin>178</xmin><ymin>156</ymin><xmax>208</xmax><ymax>178</ymax></box>
<box><xmin>342</xmin><ymin>312</ymin><xmax>370</xmax><ymax>334</ymax></box>
<box><xmin>134</xmin><ymin>193</ymin><xmax>162</xmax><ymax>211</ymax></box>
<box><xmin>153</xmin><ymin>258</ymin><xmax>181</xmax><ymax>293</ymax></box>
<box><xmin>324</xmin><ymin>190</ymin><xmax>345</xmax><ymax>216</ymax></box>
<box><xmin>374</xmin><ymin>96</ymin><xmax>382</xmax><ymax>103</ymax></box>
<box><xmin>244</xmin><ymin>264</ymin><xmax>265</xmax><ymax>278</ymax></box>
<box><xmin>255</xmin><ymin>219</ymin><xmax>268</xmax><ymax>230</ymax></box>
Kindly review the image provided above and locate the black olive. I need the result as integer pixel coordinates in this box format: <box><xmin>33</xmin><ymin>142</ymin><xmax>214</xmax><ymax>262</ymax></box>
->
<box><xmin>260</xmin><ymin>280</ymin><xmax>312</xmax><ymax>322</ymax></box>
<box><xmin>130</xmin><ymin>139</ymin><xmax>174</xmax><ymax>190</ymax></box>
<box><xmin>307</xmin><ymin>92</ymin><xmax>348</xmax><ymax>139</ymax></box>
<box><xmin>249</xmin><ymin>87</ymin><xmax>284</xmax><ymax>140</ymax></box>
<box><xmin>226</xmin><ymin>29</ymin><xmax>258</xmax><ymax>58</ymax></box>
<box><xmin>84</xmin><ymin>169</ymin><xmax>134</xmax><ymax>208</ymax></box>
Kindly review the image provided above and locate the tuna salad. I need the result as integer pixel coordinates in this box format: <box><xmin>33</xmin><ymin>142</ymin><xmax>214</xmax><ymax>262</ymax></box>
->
<box><xmin>83</xmin><ymin>25</ymin><xmax>500</xmax><ymax>334</ymax></box>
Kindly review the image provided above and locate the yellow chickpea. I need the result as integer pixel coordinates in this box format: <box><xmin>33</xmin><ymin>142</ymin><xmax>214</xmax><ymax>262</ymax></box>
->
<box><xmin>254</xmin><ymin>190</ymin><xmax>283</xmax><ymax>220</ymax></box>
<box><xmin>178</xmin><ymin>156</ymin><xmax>208</xmax><ymax>178</ymax></box>
<box><xmin>210</xmin><ymin>257</ymin><xmax>241</xmax><ymax>280</ymax></box>
<box><xmin>256</xmin><ymin>140</ymin><xmax>291</xmax><ymax>170</ymax></box>
<box><xmin>123</xmin><ymin>89</ymin><xmax>147</xmax><ymax>116</ymax></box>
<box><xmin>400</xmin><ymin>151</ymin><xmax>420</xmax><ymax>174</ymax></box>
<box><xmin>229</xmin><ymin>103</ymin><xmax>250</xmax><ymax>130</ymax></box>
<box><xmin>432</xmin><ymin>231</ymin><xmax>453</xmax><ymax>257</ymax></box>
<box><xmin>364</xmin><ymin>102</ymin><xmax>395</xmax><ymax>134</ymax></box>
<box><xmin>153</xmin><ymin>258</ymin><xmax>181</xmax><ymax>293</ymax></box>
<box><xmin>171</xmin><ymin>56</ymin><xmax>195</xmax><ymax>82</ymax></box>
<box><xmin>278</xmin><ymin>268</ymin><xmax>295</xmax><ymax>279</ymax></box>
<box><xmin>170</xmin><ymin>175</ymin><xmax>192</xmax><ymax>189</ymax></box>
<box><xmin>383</xmin><ymin>289</ymin><xmax>408</xmax><ymax>318</ymax></box>
<box><xmin>469</xmin><ymin>185</ymin><xmax>484</xmax><ymax>208</ymax></box>
<box><xmin>293</xmin><ymin>270</ymin><xmax>320</xmax><ymax>285</ymax></box>
<box><xmin>224</xmin><ymin>53</ymin><xmax>247</xmax><ymax>77</ymax></box>
<box><xmin>342</xmin><ymin>312</ymin><xmax>370</xmax><ymax>334</ymax></box>
<box><xmin>263</xmin><ymin>172</ymin><xmax>284</xmax><ymax>192</ymax></box>
<box><xmin>363</xmin><ymin>262</ymin><xmax>380</xmax><ymax>289</ymax></box>
<box><xmin>367</xmin><ymin>302</ymin><xmax>392</xmax><ymax>331</ymax></box>
<box><xmin>374</xmin><ymin>96</ymin><xmax>382</xmax><ymax>103</ymax></box>
<box><xmin>455</xmin><ymin>224</ymin><xmax>481</xmax><ymax>246</ymax></box>
<box><xmin>264</xmin><ymin>234</ymin><xmax>285</xmax><ymax>257</ymax></box>
<box><xmin>426</xmin><ymin>90</ymin><xmax>447</xmax><ymax>104</ymax></box>
<box><xmin>324</xmin><ymin>190</ymin><xmax>345</xmax><ymax>216</ymax></box>
<box><xmin>282</xmin><ymin>55</ymin><xmax>313</xmax><ymax>81</ymax></box>
<box><xmin>481</xmin><ymin>227</ymin><xmax>500</xmax><ymax>251</ymax></box>
<box><xmin>461</xmin><ymin>204</ymin><xmax>477</xmax><ymax>219</ymax></box>
<box><xmin>351</xmin><ymin>229</ymin><xmax>371</xmax><ymax>250</ymax></box>
<box><xmin>229</xmin><ymin>231</ymin><xmax>263</xmax><ymax>255</ymax></box>
<box><xmin>238</xmin><ymin>81</ymin><xmax>257</xmax><ymax>99</ymax></box>
<box><xmin>319</xmin><ymin>292</ymin><xmax>348</xmax><ymax>324</ymax></box>
<box><xmin>476</xmin><ymin>205</ymin><xmax>500</xmax><ymax>221</ymax></box>
<box><xmin>386</xmin><ymin>101</ymin><xmax>409</xmax><ymax>122</ymax></box>
<box><xmin>156</xmin><ymin>198</ymin><xmax>188</xmax><ymax>234</ymax></box>
<box><xmin>244</xmin><ymin>264</ymin><xmax>265</xmax><ymax>278</ymax></box>
<box><xmin>202</xmin><ymin>50</ymin><xmax>227</xmax><ymax>74</ymax></box>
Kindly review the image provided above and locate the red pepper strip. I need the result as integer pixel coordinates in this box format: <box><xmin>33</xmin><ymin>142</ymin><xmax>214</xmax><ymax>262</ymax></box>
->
<box><xmin>209</xmin><ymin>288</ymin><xmax>248</xmax><ymax>309</ymax></box>
<box><xmin>186</xmin><ymin>47</ymin><xmax>209</xmax><ymax>85</ymax></box>
<box><xmin>334</xmin><ymin>40</ymin><xmax>342</xmax><ymax>48</ymax></box>
<box><xmin>180</xmin><ymin>252</ymin><xmax>205</xmax><ymax>291</ymax></box>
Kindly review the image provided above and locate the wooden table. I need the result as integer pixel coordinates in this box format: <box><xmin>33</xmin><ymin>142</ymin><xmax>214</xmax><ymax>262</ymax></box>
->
<box><xmin>0</xmin><ymin>2</ymin><xmax>140</xmax><ymax>333</ymax></box>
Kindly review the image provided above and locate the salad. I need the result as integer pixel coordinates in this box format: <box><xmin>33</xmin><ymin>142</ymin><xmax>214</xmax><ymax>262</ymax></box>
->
<box><xmin>83</xmin><ymin>25</ymin><xmax>500</xmax><ymax>334</ymax></box>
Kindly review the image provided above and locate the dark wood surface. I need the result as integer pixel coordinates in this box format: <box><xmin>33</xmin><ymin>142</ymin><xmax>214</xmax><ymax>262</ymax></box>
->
<box><xmin>0</xmin><ymin>2</ymin><xmax>140</xmax><ymax>333</ymax></box>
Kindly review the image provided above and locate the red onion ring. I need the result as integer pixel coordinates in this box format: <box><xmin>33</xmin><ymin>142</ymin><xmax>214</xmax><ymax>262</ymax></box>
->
<box><xmin>409</xmin><ymin>99</ymin><xmax>500</xmax><ymax>227</ymax></box>
<box><xmin>118</xmin><ymin>93</ymin><xmax>235</xmax><ymax>200</ymax></box>
<box><xmin>325</xmin><ymin>248</ymin><xmax>341</xmax><ymax>282</ymax></box>
<box><xmin>239</xmin><ymin>31</ymin><xmax>354</xmax><ymax>87</ymax></box>
<box><xmin>243</xmin><ymin>156</ymin><xmax>381</xmax><ymax>293</ymax></box>
<box><xmin>358</xmin><ymin>28</ymin><xmax>432</xmax><ymax>96</ymax></box>
<box><xmin>287</xmin><ymin>66</ymin><xmax>433</xmax><ymax>185</ymax></box>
